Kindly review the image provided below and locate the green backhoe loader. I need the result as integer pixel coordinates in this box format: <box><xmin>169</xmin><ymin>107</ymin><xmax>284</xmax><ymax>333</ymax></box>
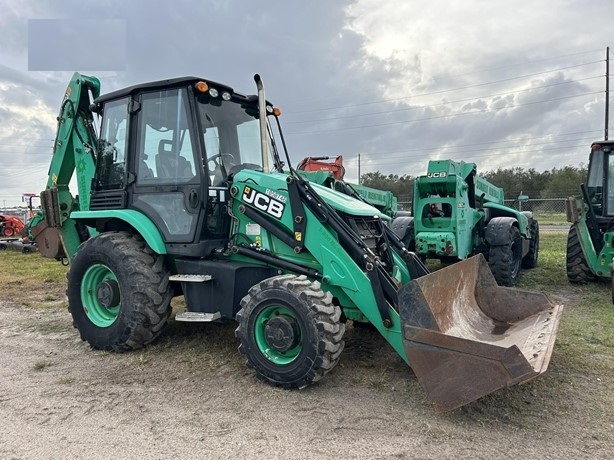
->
<box><xmin>28</xmin><ymin>72</ymin><xmax>562</xmax><ymax>412</ymax></box>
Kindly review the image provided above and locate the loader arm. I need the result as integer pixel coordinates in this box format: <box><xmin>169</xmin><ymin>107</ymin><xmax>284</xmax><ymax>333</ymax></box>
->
<box><xmin>29</xmin><ymin>73</ymin><xmax>101</xmax><ymax>261</ymax></box>
<box><xmin>229</xmin><ymin>164</ymin><xmax>562</xmax><ymax>411</ymax></box>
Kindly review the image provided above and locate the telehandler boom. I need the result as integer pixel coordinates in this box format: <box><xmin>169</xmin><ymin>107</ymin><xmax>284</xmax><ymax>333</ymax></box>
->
<box><xmin>29</xmin><ymin>72</ymin><xmax>562</xmax><ymax>411</ymax></box>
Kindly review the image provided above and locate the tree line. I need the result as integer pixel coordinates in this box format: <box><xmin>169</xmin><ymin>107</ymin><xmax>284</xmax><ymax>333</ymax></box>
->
<box><xmin>360</xmin><ymin>164</ymin><xmax>588</xmax><ymax>204</ymax></box>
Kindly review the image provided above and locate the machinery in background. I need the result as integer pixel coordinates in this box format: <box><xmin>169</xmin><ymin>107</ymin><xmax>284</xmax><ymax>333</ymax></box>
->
<box><xmin>0</xmin><ymin>214</ymin><xmax>25</xmax><ymax>238</ymax></box>
<box><xmin>296</xmin><ymin>156</ymin><xmax>398</xmax><ymax>218</ymax></box>
<box><xmin>565</xmin><ymin>140</ymin><xmax>614</xmax><ymax>302</ymax></box>
<box><xmin>392</xmin><ymin>159</ymin><xmax>539</xmax><ymax>286</ymax></box>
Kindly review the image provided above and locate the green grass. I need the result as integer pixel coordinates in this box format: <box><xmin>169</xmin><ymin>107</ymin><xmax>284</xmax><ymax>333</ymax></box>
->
<box><xmin>532</xmin><ymin>211</ymin><xmax>568</xmax><ymax>225</ymax></box>
<box><xmin>0</xmin><ymin>251</ymin><xmax>68</xmax><ymax>308</ymax></box>
<box><xmin>33</xmin><ymin>360</ymin><xmax>48</xmax><ymax>370</ymax></box>
<box><xmin>517</xmin><ymin>230</ymin><xmax>568</xmax><ymax>288</ymax></box>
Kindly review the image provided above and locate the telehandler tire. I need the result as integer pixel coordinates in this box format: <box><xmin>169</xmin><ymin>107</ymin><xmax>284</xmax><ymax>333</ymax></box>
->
<box><xmin>521</xmin><ymin>220</ymin><xmax>539</xmax><ymax>269</ymax></box>
<box><xmin>67</xmin><ymin>231</ymin><xmax>172</xmax><ymax>351</ymax></box>
<box><xmin>566</xmin><ymin>224</ymin><xmax>597</xmax><ymax>283</ymax></box>
<box><xmin>488</xmin><ymin>225</ymin><xmax>522</xmax><ymax>286</ymax></box>
<box><xmin>235</xmin><ymin>274</ymin><xmax>345</xmax><ymax>389</ymax></box>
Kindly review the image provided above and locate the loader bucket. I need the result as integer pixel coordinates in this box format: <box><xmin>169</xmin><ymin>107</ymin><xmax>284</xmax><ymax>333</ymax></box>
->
<box><xmin>398</xmin><ymin>254</ymin><xmax>563</xmax><ymax>412</ymax></box>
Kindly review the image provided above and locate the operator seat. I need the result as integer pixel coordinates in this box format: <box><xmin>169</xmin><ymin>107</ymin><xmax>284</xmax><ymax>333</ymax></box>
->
<box><xmin>155</xmin><ymin>139</ymin><xmax>193</xmax><ymax>179</ymax></box>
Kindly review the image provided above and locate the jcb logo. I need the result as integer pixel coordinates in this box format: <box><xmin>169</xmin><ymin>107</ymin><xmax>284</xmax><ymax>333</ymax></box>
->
<box><xmin>243</xmin><ymin>187</ymin><xmax>285</xmax><ymax>219</ymax></box>
<box><xmin>427</xmin><ymin>172</ymin><xmax>447</xmax><ymax>178</ymax></box>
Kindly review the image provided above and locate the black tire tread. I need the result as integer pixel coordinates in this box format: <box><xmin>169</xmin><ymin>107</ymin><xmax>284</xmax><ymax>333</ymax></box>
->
<box><xmin>566</xmin><ymin>224</ymin><xmax>597</xmax><ymax>284</ymax></box>
<box><xmin>488</xmin><ymin>226</ymin><xmax>522</xmax><ymax>286</ymax></box>
<box><xmin>68</xmin><ymin>231</ymin><xmax>172</xmax><ymax>352</ymax></box>
<box><xmin>521</xmin><ymin>220</ymin><xmax>539</xmax><ymax>269</ymax></box>
<box><xmin>235</xmin><ymin>274</ymin><xmax>345</xmax><ymax>389</ymax></box>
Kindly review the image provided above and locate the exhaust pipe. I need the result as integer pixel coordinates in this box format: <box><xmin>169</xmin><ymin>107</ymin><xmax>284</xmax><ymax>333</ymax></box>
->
<box><xmin>254</xmin><ymin>74</ymin><xmax>270</xmax><ymax>172</ymax></box>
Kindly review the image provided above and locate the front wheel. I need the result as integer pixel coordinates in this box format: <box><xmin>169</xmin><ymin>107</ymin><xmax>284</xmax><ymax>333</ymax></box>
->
<box><xmin>566</xmin><ymin>224</ymin><xmax>597</xmax><ymax>284</ymax></box>
<box><xmin>67</xmin><ymin>232</ymin><xmax>172</xmax><ymax>351</ymax></box>
<box><xmin>235</xmin><ymin>275</ymin><xmax>345</xmax><ymax>389</ymax></box>
<box><xmin>488</xmin><ymin>225</ymin><xmax>523</xmax><ymax>286</ymax></box>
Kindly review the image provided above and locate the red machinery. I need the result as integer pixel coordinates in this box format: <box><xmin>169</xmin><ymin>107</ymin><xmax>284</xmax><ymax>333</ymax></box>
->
<box><xmin>296</xmin><ymin>155</ymin><xmax>346</xmax><ymax>180</ymax></box>
<box><xmin>0</xmin><ymin>215</ymin><xmax>25</xmax><ymax>237</ymax></box>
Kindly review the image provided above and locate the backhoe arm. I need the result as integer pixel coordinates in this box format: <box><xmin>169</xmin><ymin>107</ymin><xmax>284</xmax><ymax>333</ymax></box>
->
<box><xmin>30</xmin><ymin>72</ymin><xmax>101</xmax><ymax>261</ymax></box>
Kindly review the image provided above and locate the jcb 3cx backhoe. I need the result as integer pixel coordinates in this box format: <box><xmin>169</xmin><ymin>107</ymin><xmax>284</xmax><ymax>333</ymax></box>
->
<box><xmin>566</xmin><ymin>140</ymin><xmax>614</xmax><ymax>301</ymax></box>
<box><xmin>29</xmin><ymin>72</ymin><xmax>562</xmax><ymax>412</ymax></box>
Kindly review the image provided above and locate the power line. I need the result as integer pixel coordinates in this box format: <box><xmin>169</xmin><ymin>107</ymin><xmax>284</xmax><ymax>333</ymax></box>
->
<box><xmin>286</xmin><ymin>90</ymin><xmax>603</xmax><ymax>136</ymax></box>
<box><xmin>285</xmin><ymin>59</ymin><xmax>604</xmax><ymax>114</ymax></box>
<box><xmin>285</xmin><ymin>75</ymin><xmax>603</xmax><ymax>125</ymax></box>
<box><xmin>351</xmin><ymin>130</ymin><xmax>602</xmax><ymax>160</ymax></box>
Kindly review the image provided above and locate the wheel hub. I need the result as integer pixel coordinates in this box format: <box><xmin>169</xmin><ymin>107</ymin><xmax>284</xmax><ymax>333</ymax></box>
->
<box><xmin>264</xmin><ymin>315</ymin><xmax>300</xmax><ymax>353</ymax></box>
<box><xmin>96</xmin><ymin>280</ymin><xmax>120</xmax><ymax>309</ymax></box>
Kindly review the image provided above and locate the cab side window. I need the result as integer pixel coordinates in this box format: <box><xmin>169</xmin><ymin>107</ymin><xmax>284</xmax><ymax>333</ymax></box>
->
<box><xmin>94</xmin><ymin>97</ymin><xmax>129</xmax><ymax>190</ymax></box>
<box><xmin>136</xmin><ymin>88</ymin><xmax>197</xmax><ymax>185</ymax></box>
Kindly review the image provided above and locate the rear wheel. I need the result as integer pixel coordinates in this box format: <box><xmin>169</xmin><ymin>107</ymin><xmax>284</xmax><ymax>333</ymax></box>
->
<box><xmin>235</xmin><ymin>274</ymin><xmax>345</xmax><ymax>389</ymax></box>
<box><xmin>488</xmin><ymin>225</ymin><xmax>522</xmax><ymax>286</ymax></box>
<box><xmin>67</xmin><ymin>231</ymin><xmax>172</xmax><ymax>351</ymax></box>
<box><xmin>521</xmin><ymin>220</ymin><xmax>539</xmax><ymax>268</ymax></box>
<box><xmin>566</xmin><ymin>224</ymin><xmax>597</xmax><ymax>283</ymax></box>
<box><xmin>401</xmin><ymin>222</ymin><xmax>416</xmax><ymax>252</ymax></box>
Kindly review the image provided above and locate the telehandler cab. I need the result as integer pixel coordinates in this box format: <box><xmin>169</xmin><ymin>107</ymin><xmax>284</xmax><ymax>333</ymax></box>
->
<box><xmin>29</xmin><ymin>72</ymin><xmax>562</xmax><ymax>412</ymax></box>
<box><xmin>566</xmin><ymin>140</ymin><xmax>614</xmax><ymax>301</ymax></box>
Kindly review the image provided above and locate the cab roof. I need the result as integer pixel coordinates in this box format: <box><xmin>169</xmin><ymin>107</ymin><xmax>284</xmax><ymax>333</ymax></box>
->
<box><xmin>94</xmin><ymin>76</ymin><xmax>251</xmax><ymax>104</ymax></box>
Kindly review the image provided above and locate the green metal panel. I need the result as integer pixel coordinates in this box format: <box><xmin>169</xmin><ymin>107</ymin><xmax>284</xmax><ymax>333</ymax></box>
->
<box><xmin>71</xmin><ymin>209</ymin><xmax>167</xmax><ymax>254</ymax></box>
<box><xmin>482</xmin><ymin>202</ymin><xmax>529</xmax><ymax>235</ymax></box>
<box><xmin>228</xmin><ymin>170</ymin><xmax>409</xmax><ymax>362</ymax></box>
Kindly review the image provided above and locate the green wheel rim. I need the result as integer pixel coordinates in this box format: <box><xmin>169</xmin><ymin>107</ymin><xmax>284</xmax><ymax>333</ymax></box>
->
<box><xmin>80</xmin><ymin>263</ymin><xmax>120</xmax><ymax>327</ymax></box>
<box><xmin>254</xmin><ymin>305</ymin><xmax>302</xmax><ymax>365</ymax></box>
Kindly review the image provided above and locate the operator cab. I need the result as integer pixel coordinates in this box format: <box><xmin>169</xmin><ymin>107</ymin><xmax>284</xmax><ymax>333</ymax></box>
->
<box><xmin>89</xmin><ymin>77</ymin><xmax>275</xmax><ymax>256</ymax></box>
<box><xmin>586</xmin><ymin>141</ymin><xmax>614</xmax><ymax>220</ymax></box>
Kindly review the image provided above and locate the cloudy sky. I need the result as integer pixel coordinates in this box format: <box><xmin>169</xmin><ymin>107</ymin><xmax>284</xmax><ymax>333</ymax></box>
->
<box><xmin>0</xmin><ymin>0</ymin><xmax>612</xmax><ymax>207</ymax></box>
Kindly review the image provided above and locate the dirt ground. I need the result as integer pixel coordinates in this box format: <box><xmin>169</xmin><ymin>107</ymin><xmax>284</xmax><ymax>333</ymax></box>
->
<box><xmin>0</xmin><ymin>299</ymin><xmax>612</xmax><ymax>460</ymax></box>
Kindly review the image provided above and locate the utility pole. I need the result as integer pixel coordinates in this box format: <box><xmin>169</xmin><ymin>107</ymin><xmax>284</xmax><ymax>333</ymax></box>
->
<box><xmin>606</xmin><ymin>46</ymin><xmax>610</xmax><ymax>140</ymax></box>
<box><xmin>358</xmin><ymin>154</ymin><xmax>361</xmax><ymax>184</ymax></box>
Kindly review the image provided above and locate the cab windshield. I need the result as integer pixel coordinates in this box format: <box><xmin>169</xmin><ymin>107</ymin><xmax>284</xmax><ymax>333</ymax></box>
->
<box><xmin>196</xmin><ymin>94</ymin><xmax>271</xmax><ymax>185</ymax></box>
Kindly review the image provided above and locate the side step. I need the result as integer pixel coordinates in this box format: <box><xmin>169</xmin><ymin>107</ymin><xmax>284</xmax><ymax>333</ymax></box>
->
<box><xmin>169</xmin><ymin>274</ymin><xmax>213</xmax><ymax>282</ymax></box>
<box><xmin>175</xmin><ymin>311</ymin><xmax>222</xmax><ymax>322</ymax></box>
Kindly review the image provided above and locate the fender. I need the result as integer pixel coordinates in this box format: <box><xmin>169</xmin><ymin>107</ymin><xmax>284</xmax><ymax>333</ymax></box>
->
<box><xmin>71</xmin><ymin>209</ymin><xmax>167</xmax><ymax>254</ymax></box>
<box><xmin>483</xmin><ymin>202</ymin><xmax>529</xmax><ymax>235</ymax></box>
<box><xmin>485</xmin><ymin>216</ymin><xmax>518</xmax><ymax>246</ymax></box>
<box><xmin>391</xmin><ymin>215</ymin><xmax>414</xmax><ymax>241</ymax></box>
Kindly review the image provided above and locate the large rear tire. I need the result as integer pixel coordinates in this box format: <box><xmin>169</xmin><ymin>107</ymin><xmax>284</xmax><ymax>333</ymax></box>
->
<box><xmin>235</xmin><ymin>274</ymin><xmax>345</xmax><ymax>389</ymax></box>
<box><xmin>67</xmin><ymin>231</ymin><xmax>172</xmax><ymax>351</ymax></box>
<box><xmin>566</xmin><ymin>224</ymin><xmax>597</xmax><ymax>284</ymax></box>
<box><xmin>488</xmin><ymin>225</ymin><xmax>522</xmax><ymax>286</ymax></box>
<box><xmin>521</xmin><ymin>220</ymin><xmax>539</xmax><ymax>269</ymax></box>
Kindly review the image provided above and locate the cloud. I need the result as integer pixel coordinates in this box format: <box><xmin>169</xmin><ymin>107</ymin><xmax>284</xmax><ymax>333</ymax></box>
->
<box><xmin>0</xmin><ymin>0</ymin><xmax>611</xmax><ymax>206</ymax></box>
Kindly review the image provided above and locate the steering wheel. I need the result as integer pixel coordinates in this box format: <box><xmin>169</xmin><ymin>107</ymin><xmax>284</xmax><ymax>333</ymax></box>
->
<box><xmin>207</xmin><ymin>153</ymin><xmax>236</xmax><ymax>173</ymax></box>
<box><xmin>208</xmin><ymin>153</ymin><xmax>237</xmax><ymax>185</ymax></box>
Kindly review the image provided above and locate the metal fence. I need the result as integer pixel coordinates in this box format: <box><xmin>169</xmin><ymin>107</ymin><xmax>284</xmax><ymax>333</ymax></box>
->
<box><xmin>398</xmin><ymin>198</ymin><xmax>568</xmax><ymax>214</ymax></box>
<box><xmin>504</xmin><ymin>198</ymin><xmax>567</xmax><ymax>214</ymax></box>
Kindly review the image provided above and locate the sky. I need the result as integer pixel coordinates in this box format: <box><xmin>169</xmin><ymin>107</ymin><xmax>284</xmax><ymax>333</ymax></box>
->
<box><xmin>0</xmin><ymin>0</ymin><xmax>612</xmax><ymax>207</ymax></box>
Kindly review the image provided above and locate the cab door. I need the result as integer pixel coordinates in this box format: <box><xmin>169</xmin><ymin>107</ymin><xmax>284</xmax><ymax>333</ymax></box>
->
<box><xmin>130</xmin><ymin>86</ymin><xmax>205</xmax><ymax>246</ymax></box>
